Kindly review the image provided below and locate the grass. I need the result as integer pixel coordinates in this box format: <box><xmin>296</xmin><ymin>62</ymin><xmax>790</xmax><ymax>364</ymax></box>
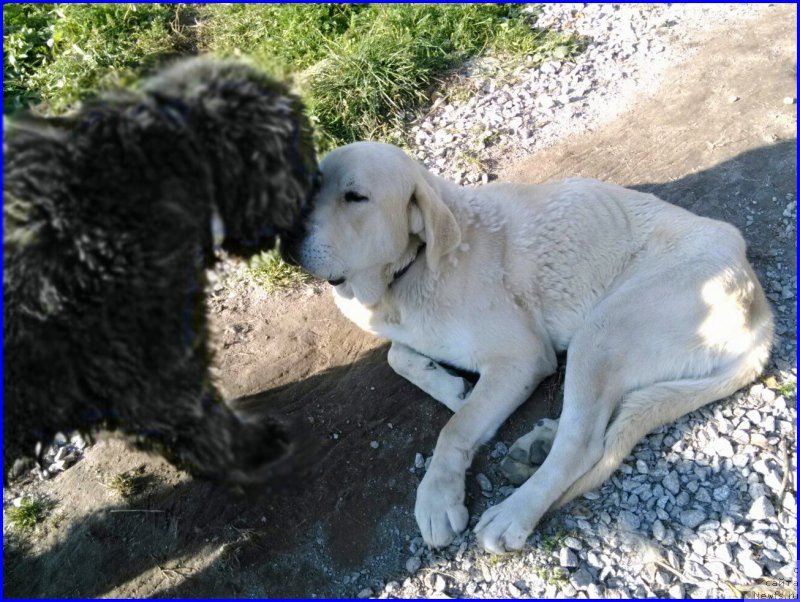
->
<box><xmin>539</xmin><ymin>529</ymin><xmax>568</xmax><ymax>553</ymax></box>
<box><xmin>776</xmin><ymin>380</ymin><xmax>796</xmax><ymax>398</ymax></box>
<box><xmin>247</xmin><ymin>250</ymin><xmax>310</xmax><ymax>293</ymax></box>
<box><xmin>534</xmin><ymin>566</ymin><xmax>569</xmax><ymax>586</ymax></box>
<box><xmin>107</xmin><ymin>465</ymin><xmax>148</xmax><ymax>499</ymax></box>
<box><xmin>5</xmin><ymin>3</ymin><xmax>583</xmax><ymax>151</ymax></box>
<box><xmin>3</xmin><ymin>3</ymin><xmax>188</xmax><ymax>114</ymax></box>
<box><xmin>6</xmin><ymin>497</ymin><xmax>49</xmax><ymax>530</ymax></box>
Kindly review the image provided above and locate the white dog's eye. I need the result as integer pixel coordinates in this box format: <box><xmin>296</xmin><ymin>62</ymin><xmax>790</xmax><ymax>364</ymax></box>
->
<box><xmin>344</xmin><ymin>191</ymin><xmax>369</xmax><ymax>203</ymax></box>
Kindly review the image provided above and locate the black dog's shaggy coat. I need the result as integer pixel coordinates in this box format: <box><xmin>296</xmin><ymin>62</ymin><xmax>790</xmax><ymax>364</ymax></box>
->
<box><xmin>3</xmin><ymin>58</ymin><xmax>318</xmax><ymax>483</ymax></box>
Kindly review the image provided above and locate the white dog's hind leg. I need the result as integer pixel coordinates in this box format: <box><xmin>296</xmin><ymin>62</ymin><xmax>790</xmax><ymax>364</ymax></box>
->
<box><xmin>500</xmin><ymin>418</ymin><xmax>559</xmax><ymax>485</ymax></box>
<box><xmin>387</xmin><ymin>342</ymin><xmax>473</xmax><ymax>412</ymax></box>
<box><xmin>475</xmin><ymin>325</ymin><xmax>621</xmax><ymax>554</ymax></box>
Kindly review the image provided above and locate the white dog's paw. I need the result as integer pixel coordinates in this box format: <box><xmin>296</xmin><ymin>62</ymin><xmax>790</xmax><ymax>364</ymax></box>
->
<box><xmin>474</xmin><ymin>498</ymin><xmax>534</xmax><ymax>554</ymax></box>
<box><xmin>415</xmin><ymin>471</ymin><xmax>468</xmax><ymax>548</ymax></box>
<box><xmin>500</xmin><ymin>418</ymin><xmax>559</xmax><ymax>485</ymax></box>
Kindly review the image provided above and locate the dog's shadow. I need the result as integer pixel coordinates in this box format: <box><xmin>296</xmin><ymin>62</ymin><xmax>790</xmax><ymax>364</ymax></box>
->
<box><xmin>5</xmin><ymin>141</ymin><xmax>796</xmax><ymax>597</ymax></box>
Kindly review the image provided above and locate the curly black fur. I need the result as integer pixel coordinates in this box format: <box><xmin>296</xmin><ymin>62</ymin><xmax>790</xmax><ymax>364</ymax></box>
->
<box><xmin>3</xmin><ymin>57</ymin><xmax>318</xmax><ymax>484</ymax></box>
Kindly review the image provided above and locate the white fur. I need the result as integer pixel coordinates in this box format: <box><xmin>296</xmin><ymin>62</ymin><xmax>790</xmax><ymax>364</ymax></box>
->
<box><xmin>297</xmin><ymin>141</ymin><xmax>774</xmax><ymax>552</ymax></box>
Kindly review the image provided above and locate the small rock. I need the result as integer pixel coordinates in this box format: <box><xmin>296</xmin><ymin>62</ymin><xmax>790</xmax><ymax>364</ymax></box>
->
<box><xmin>748</xmin><ymin>496</ymin><xmax>776</xmax><ymax>520</ymax></box>
<box><xmin>563</xmin><ymin>536</ymin><xmax>583</xmax><ymax>550</ymax></box>
<box><xmin>357</xmin><ymin>587</ymin><xmax>373</xmax><ymax>598</ymax></box>
<box><xmin>783</xmin><ymin>96</ymin><xmax>797</xmax><ymax>105</ymax></box>
<box><xmin>508</xmin><ymin>583</ymin><xmax>521</xmax><ymax>597</ymax></box>
<box><xmin>652</xmin><ymin>519</ymin><xmax>666</xmax><ymax>541</ymax></box>
<box><xmin>662</xmin><ymin>471</ymin><xmax>680</xmax><ymax>495</ymax></box>
<box><xmin>570</xmin><ymin>568</ymin><xmax>594</xmax><ymax>589</ymax></box>
<box><xmin>709</xmin><ymin>438</ymin><xmax>734</xmax><ymax>458</ymax></box>
<box><xmin>737</xmin><ymin>550</ymin><xmax>764</xmax><ymax>579</ymax></box>
<box><xmin>433</xmin><ymin>575</ymin><xmax>447</xmax><ymax>592</ymax></box>
<box><xmin>728</xmin><ymin>94</ymin><xmax>740</xmax><ymax>103</ymax></box>
<box><xmin>476</xmin><ymin>473</ymin><xmax>493</xmax><ymax>492</ymax></box>
<box><xmin>669</xmin><ymin>584</ymin><xmax>684</xmax><ymax>598</ymax></box>
<box><xmin>618</xmin><ymin>511</ymin><xmax>641</xmax><ymax>531</ymax></box>
<box><xmin>560</xmin><ymin>547</ymin><xmax>579</xmax><ymax>568</ymax></box>
<box><xmin>414</xmin><ymin>453</ymin><xmax>425</xmax><ymax>469</ymax></box>
<box><xmin>405</xmin><ymin>557</ymin><xmax>422</xmax><ymax>573</ymax></box>
<box><xmin>370</xmin><ymin>441</ymin><xmax>379</xmax><ymax>449</ymax></box>
<box><xmin>714</xmin><ymin>543</ymin><xmax>733</xmax><ymax>564</ymax></box>
<box><xmin>679</xmin><ymin>509</ymin><xmax>707</xmax><ymax>529</ymax></box>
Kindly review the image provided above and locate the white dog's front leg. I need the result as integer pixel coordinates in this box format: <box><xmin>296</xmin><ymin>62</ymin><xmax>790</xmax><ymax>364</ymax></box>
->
<box><xmin>415</xmin><ymin>357</ymin><xmax>553</xmax><ymax>548</ymax></box>
<box><xmin>387</xmin><ymin>342</ymin><xmax>473</xmax><ymax>412</ymax></box>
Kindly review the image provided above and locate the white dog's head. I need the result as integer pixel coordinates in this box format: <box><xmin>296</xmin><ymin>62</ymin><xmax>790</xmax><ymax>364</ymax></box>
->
<box><xmin>289</xmin><ymin>142</ymin><xmax>461</xmax><ymax>306</ymax></box>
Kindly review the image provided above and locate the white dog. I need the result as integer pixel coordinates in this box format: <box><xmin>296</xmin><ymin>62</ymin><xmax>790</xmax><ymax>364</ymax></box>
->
<box><xmin>291</xmin><ymin>141</ymin><xmax>773</xmax><ymax>553</ymax></box>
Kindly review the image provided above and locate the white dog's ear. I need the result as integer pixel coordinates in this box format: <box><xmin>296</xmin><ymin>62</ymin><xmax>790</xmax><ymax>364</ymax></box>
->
<box><xmin>410</xmin><ymin>172</ymin><xmax>461</xmax><ymax>273</ymax></box>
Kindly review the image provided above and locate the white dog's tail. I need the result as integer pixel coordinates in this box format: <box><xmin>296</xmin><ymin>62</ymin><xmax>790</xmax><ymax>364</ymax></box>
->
<box><xmin>552</xmin><ymin>330</ymin><xmax>773</xmax><ymax>509</ymax></box>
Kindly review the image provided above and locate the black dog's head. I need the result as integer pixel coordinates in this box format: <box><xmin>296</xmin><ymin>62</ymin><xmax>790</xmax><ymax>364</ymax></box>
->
<box><xmin>140</xmin><ymin>57</ymin><xmax>319</xmax><ymax>257</ymax></box>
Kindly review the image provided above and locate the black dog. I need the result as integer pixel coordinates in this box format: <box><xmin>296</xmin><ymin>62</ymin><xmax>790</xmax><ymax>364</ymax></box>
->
<box><xmin>3</xmin><ymin>57</ymin><xmax>318</xmax><ymax>484</ymax></box>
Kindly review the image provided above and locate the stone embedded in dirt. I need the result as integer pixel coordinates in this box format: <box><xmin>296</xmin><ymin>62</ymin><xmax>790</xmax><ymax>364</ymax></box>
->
<box><xmin>370</xmin><ymin>441</ymin><xmax>379</xmax><ymax>449</ymax></box>
<box><xmin>476</xmin><ymin>473</ymin><xmax>493</xmax><ymax>492</ymax></box>
<box><xmin>414</xmin><ymin>453</ymin><xmax>425</xmax><ymax>469</ymax></box>
<box><xmin>783</xmin><ymin>96</ymin><xmax>797</xmax><ymax>105</ymax></box>
<box><xmin>728</xmin><ymin>94</ymin><xmax>740</xmax><ymax>103</ymax></box>
<box><xmin>357</xmin><ymin>587</ymin><xmax>373</xmax><ymax>598</ymax></box>
<box><xmin>405</xmin><ymin>557</ymin><xmax>422</xmax><ymax>573</ymax></box>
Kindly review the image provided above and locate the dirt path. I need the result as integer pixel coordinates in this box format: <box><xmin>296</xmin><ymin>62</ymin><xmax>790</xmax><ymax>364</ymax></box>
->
<box><xmin>4</xmin><ymin>6</ymin><xmax>796</xmax><ymax>598</ymax></box>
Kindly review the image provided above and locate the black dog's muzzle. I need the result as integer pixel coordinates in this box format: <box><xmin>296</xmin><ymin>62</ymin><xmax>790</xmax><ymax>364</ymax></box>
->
<box><xmin>280</xmin><ymin>170</ymin><xmax>322</xmax><ymax>267</ymax></box>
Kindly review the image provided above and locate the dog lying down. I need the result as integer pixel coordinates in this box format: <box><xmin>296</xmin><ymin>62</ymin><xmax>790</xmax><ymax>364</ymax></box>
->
<box><xmin>3</xmin><ymin>57</ymin><xmax>318</xmax><ymax>484</ymax></box>
<box><xmin>291</xmin><ymin>141</ymin><xmax>773</xmax><ymax>553</ymax></box>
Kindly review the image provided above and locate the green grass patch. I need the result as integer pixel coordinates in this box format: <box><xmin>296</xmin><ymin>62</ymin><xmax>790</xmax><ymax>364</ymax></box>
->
<box><xmin>534</xmin><ymin>566</ymin><xmax>569</xmax><ymax>585</ymax></box>
<box><xmin>776</xmin><ymin>380</ymin><xmax>796</xmax><ymax>398</ymax></box>
<box><xmin>6</xmin><ymin>497</ymin><xmax>49</xmax><ymax>530</ymax></box>
<box><xmin>3</xmin><ymin>3</ymin><xmax>189</xmax><ymax>114</ymax></box>
<box><xmin>247</xmin><ymin>249</ymin><xmax>311</xmax><ymax>293</ymax></box>
<box><xmin>5</xmin><ymin>4</ymin><xmax>583</xmax><ymax>151</ymax></box>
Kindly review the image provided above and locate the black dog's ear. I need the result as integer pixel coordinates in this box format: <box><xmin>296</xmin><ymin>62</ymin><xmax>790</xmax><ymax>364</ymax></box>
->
<box><xmin>142</xmin><ymin>58</ymin><xmax>318</xmax><ymax>257</ymax></box>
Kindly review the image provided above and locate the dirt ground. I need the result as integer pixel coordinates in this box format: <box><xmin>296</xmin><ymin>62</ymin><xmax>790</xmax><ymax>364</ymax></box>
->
<box><xmin>3</xmin><ymin>6</ymin><xmax>796</xmax><ymax>598</ymax></box>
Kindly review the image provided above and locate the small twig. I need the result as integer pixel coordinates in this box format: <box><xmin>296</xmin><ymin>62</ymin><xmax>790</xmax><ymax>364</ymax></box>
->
<box><xmin>419</xmin><ymin>567</ymin><xmax>460</xmax><ymax>581</ymax></box>
<box><xmin>777</xmin><ymin>437</ymin><xmax>791</xmax><ymax>500</ymax></box>
<box><xmin>652</xmin><ymin>559</ymin><xmax>703</xmax><ymax>587</ymax></box>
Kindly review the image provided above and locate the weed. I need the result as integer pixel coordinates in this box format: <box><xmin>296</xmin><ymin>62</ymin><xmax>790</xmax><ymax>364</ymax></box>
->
<box><xmin>776</xmin><ymin>380</ymin><xmax>796</xmax><ymax>398</ymax></box>
<box><xmin>7</xmin><ymin>497</ymin><xmax>49</xmax><ymax>530</ymax></box>
<box><xmin>534</xmin><ymin>566</ymin><xmax>569</xmax><ymax>585</ymax></box>
<box><xmin>248</xmin><ymin>249</ymin><xmax>310</xmax><ymax>293</ymax></box>
<box><xmin>539</xmin><ymin>529</ymin><xmax>567</xmax><ymax>553</ymax></box>
<box><xmin>108</xmin><ymin>465</ymin><xmax>148</xmax><ymax>499</ymax></box>
<box><xmin>455</xmin><ymin>150</ymin><xmax>488</xmax><ymax>173</ymax></box>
